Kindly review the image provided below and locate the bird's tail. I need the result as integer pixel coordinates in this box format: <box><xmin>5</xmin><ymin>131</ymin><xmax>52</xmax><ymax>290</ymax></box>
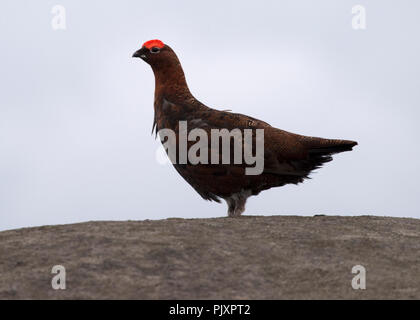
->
<box><xmin>281</xmin><ymin>135</ymin><xmax>358</xmax><ymax>177</ymax></box>
<box><xmin>300</xmin><ymin>136</ymin><xmax>358</xmax><ymax>155</ymax></box>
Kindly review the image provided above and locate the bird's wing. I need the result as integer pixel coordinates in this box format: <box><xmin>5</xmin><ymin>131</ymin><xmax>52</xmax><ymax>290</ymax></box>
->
<box><xmin>159</xmin><ymin>98</ymin><xmax>357</xmax><ymax>179</ymax></box>
<box><xmin>156</xmin><ymin>99</ymin><xmax>357</xmax><ymax>201</ymax></box>
<box><xmin>183</xmin><ymin>107</ymin><xmax>357</xmax><ymax>177</ymax></box>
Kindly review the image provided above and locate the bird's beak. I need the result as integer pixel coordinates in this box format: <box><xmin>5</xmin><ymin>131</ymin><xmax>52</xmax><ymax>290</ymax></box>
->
<box><xmin>132</xmin><ymin>48</ymin><xmax>147</xmax><ymax>59</ymax></box>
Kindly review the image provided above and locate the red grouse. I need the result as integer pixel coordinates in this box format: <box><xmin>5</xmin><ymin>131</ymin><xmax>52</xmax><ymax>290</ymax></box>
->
<box><xmin>133</xmin><ymin>39</ymin><xmax>357</xmax><ymax>217</ymax></box>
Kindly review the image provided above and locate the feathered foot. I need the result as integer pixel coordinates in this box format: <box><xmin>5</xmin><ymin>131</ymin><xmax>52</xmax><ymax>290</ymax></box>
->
<box><xmin>225</xmin><ymin>190</ymin><xmax>252</xmax><ymax>217</ymax></box>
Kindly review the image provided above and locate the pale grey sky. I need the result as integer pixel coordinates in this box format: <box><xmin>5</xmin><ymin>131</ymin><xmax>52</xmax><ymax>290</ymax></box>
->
<box><xmin>1</xmin><ymin>0</ymin><xmax>419</xmax><ymax>230</ymax></box>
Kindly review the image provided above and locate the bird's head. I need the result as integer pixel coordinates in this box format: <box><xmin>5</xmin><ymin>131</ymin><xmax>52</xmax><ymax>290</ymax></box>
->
<box><xmin>132</xmin><ymin>39</ymin><xmax>175</xmax><ymax>68</ymax></box>
<box><xmin>133</xmin><ymin>39</ymin><xmax>189</xmax><ymax>94</ymax></box>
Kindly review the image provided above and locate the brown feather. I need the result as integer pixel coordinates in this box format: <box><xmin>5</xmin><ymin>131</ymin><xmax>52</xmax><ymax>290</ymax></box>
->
<box><xmin>134</xmin><ymin>43</ymin><xmax>358</xmax><ymax>217</ymax></box>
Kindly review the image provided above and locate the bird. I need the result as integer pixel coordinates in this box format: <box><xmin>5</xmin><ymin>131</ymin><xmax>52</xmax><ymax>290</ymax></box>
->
<box><xmin>133</xmin><ymin>39</ymin><xmax>357</xmax><ymax>217</ymax></box>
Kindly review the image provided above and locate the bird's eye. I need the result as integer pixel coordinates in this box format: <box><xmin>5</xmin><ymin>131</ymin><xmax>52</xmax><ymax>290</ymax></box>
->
<box><xmin>150</xmin><ymin>47</ymin><xmax>160</xmax><ymax>53</ymax></box>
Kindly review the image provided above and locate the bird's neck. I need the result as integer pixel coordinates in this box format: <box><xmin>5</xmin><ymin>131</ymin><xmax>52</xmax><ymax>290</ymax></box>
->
<box><xmin>152</xmin><ymin>59</ymin><xmax>193</xmax><ymax>103</ymax></box>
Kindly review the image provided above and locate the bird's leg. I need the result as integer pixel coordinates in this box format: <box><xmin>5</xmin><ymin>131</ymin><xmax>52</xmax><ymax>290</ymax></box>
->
<box><xmin>226</xmin><ymin>197</ymin><xmax>236</xmax><ymax>217</ymax></box>
<box><xmin>233</xmin><ymin>199</ymin><xmax>246</xmax><ymax>217</ymax></box>
<box><xmin>225</xmin><ymin>190</ymin><xmax>251</xmax><ymax>218</ymax></box>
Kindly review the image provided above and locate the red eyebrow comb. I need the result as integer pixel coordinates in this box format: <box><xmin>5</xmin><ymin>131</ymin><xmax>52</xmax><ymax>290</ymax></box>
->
<box><xmin>143</xmin><ymin>39</ymin><xmax>165</xmax><ymax>49</ymax></box>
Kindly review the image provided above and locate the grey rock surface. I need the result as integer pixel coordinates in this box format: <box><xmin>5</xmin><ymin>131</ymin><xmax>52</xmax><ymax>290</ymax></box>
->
<box><xmin>1</xmin><ymin>215</ymin><xmax>419</xmax><ymax>299</ymax></box>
